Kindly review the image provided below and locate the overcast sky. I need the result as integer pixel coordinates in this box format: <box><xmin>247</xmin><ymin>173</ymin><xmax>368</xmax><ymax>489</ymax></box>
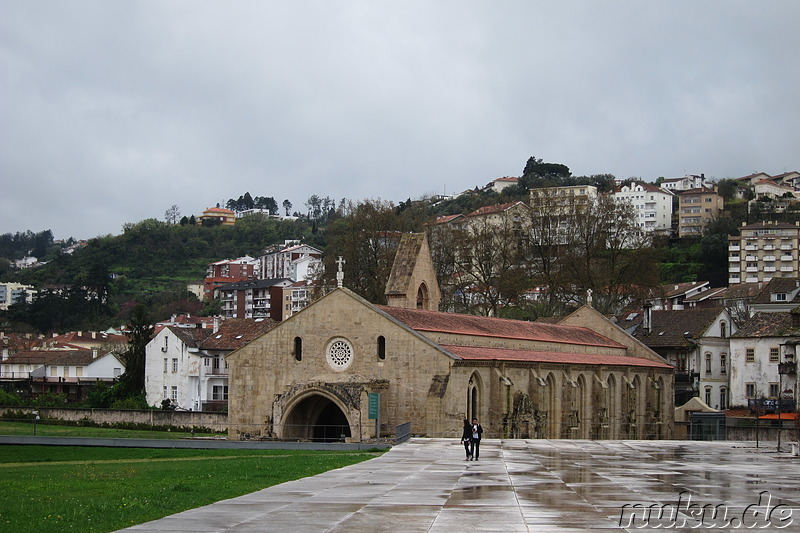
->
<box><xmin>2</xmin><ymin>1</ymin><xmax>798</xmax><ymax>241</ymax></box>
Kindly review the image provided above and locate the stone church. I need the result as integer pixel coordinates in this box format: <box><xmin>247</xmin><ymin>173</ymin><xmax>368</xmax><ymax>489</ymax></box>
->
<box><xmin>227</xmin><ymin>233</ymin><xmax>674</xmax><ymax>442</ymax></box>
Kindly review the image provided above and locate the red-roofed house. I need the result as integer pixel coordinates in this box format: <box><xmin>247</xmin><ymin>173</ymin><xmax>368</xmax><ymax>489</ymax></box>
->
<box><xmin>613</xmin><ymin>182</ymin><xmax>674</xmax><ymax>234</ymax></box>
<box><xmin>198</xmin><ymin>207</ymin><xmax>236</xmax><ymax>226</ymax></box>
<box><xmin>227</xmin><ymin>237</ymin><xmax>673</xmax><ymax>443</ymax></box>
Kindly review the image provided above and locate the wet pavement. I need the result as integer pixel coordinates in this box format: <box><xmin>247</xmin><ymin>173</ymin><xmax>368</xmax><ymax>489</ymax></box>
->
<box><xmin>116</xmin><ymin>439</ymin><xmax>800</xmax><ymax>532</ymax></box>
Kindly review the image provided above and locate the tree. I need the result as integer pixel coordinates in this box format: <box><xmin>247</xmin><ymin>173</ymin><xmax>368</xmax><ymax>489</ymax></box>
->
<box><xmin>164</xmin><ymin>205</ymin><xmax>181</xmax><ymax>225</ymax></box>
<box><xmin>717</xmin><ymin>179</ymin><xmax>739</xmax><ymax>202</ymax></box>
<box><xmin>519</xmin><ymin>156</ymin><xmax>572</xmax><ymax>190</ymax></box>
<box><xmin>117</xmin><ymin>304</ymin><xmax>154</xmax><ymax>396</ymax></box>
<box><xmin>283</xmin><ymin>199</ymin><xmax>292</xmax><ymax>216</ymax></box>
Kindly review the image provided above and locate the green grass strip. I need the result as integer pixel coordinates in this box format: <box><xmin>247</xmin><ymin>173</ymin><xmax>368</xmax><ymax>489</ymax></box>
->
<box><xmin>0</xmin><ymin>445</ymin><xmax>382</xmax><ymax>533</ymax></box>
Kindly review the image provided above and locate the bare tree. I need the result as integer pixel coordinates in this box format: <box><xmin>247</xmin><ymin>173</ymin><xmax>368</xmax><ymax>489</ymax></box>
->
<box><xmin>164</xmin><ymin>204</ymin><xmax>181</xmax><ymax>225</ymax></box>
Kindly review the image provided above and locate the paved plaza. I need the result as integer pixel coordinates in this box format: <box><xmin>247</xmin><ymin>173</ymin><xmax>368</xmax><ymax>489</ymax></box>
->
<box><xmin>117</xmin><ymin>439</ymin><xmax>800</xmax><ymax>532</ymax></box>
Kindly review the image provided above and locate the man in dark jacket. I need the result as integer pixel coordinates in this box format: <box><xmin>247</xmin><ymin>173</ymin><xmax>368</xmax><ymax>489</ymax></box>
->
<box><xmin>469</xmin><ymin>418</ymin><xmax>483</xmax><ymax>460</ymax></box>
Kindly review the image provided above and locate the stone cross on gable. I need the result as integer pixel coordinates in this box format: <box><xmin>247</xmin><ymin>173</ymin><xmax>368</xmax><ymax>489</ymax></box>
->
<box><xmin>336</xmin><ymin>256</ymin><xmax>345</xmax><ymax>288</ymax></box>
<box><xmin>586</xmin><ymin>288</ymin><xmax>593</xmax><ymax>307</ymax></box>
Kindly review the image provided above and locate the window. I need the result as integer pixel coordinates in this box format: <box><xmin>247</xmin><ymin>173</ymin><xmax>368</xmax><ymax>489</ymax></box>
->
<box><xmin>204</xmin><ymin>357</ymin><xmax>210</xmax><ymax>367</ymax></box>
<box><xmin>377</xmin><ymin>336</ymin><xmax>386</xmax><ymax>360</ymax></box>
<box><xmin>776</xmin><ymin>293</ymin><xmax>787</xmax><ymax>301</ymax></box>
<box><xmin>171</xmin><ymin>386</ymin><xmax>178</xmax><ymax>402</ymax></box>
<box><xmin>705</xmin><ymin>387</ymin><xmax>712</xmax><ymax>405</ymax></box>
<box><xmin>720</xmin><ymin>388</ymin><xmax>727</xmax><ymax>410</ymax></box>
<box><xmin>720</xmin><ymin>321</ymin><xmax>727</xmax><ymax>338</ymax></box>
<box><xmin>212</xmin><ymin>385</ymin><xmax>228</xmax><ymax>401</ymax></box>
<box><xmin>746</xmin><ymin>348</ymin><xmax>755</xmax><ymax>363</ymax></box>
<box><xmin>770</xmin><ymin>347</ymin><xmax>780</xmax><ymax>362</ymax></box>
<box><xmin>163</xmin><ymin>386</ymin><xmax>167</xmax><ymax>399</ymax></box>
<box><xmin>294</xmin><ymin>337</ymin><xmax>302</xmax><ymax>361</ymax></box>
<box><xmin>213</xmin><ymin>356</ymin><xmax>220</xmax><ymax>370</ymax></box>
<box><xmin>769</xmin><ymin>383</ymin><xmax>779</xmax><ymax>398</ymax></box>
<box><xmin>705</xmin><ymin>353</ymin><xmax>712</xmax><ymax>374</ymax></box>
<box><xmin>745</xmin><ymin>383</ymin><xmax>756</xmax><ymax>398</ymax></box>
<box><xmin>163</xmin><ymin>358</ymin><xmax>168</xmax><ymax>372</ymax></box>
<box><xmin>113</xmin><ymin>367</ymin><xmax>121</xmax><ymax>377</ymax></box>
<box><xmin>720</xmin><ymin>353</ymin><xmax>727</xmax><ymax>374</ymax></box>
<box><xmin>172</xmin><ymin>358</ymin><xmax>178</xmax><ymax>373</ymax></box>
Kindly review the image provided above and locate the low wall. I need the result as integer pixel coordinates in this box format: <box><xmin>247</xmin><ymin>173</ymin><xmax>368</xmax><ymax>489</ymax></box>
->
<box><xmin>0</xmin><ymin>406</ymin><xmax>228</xmax><ymax>432</ymax></box>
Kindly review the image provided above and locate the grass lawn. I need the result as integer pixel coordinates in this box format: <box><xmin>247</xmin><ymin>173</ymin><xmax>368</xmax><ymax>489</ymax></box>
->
<box><xmin>0</xmin><ymin>420</ymin><xmax>224</xmax><ymax>439</ymax></box>
<box><xmin>0</xmin><ymin>445</ymin><xmax>383</xmax><ymax>533</ymax></box>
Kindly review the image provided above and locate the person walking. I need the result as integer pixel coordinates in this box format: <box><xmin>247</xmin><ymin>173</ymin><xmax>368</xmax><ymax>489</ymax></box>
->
<box><xmin>469</xmin><ymin>418</ymin><xmax>483</xmax><ymax>460</ymax></box>
<box><xmin>460</xmin><ymin>418</ymin><xmax>472</xmax><ymax>460</ymax></box>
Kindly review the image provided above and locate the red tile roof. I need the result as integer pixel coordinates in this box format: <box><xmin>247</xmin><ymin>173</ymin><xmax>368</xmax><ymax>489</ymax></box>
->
<box><xmin>377</xmin><ymin>306</ymin><xmax>623</xmax><ymax>348</ymax></box>
<box><xmin>467</xmin><ymin>201</ymin><xmax>528</xmax><ymax>217</ymax></box>
<box><xmin>200</xmin><ymin>318</ymin><xmax>278</xmax><ymax>350</ymax></box>
<box><xmin>441</xmin><ymin>344</ymin><xmax>673</xmax><ymax>368</ymax></box>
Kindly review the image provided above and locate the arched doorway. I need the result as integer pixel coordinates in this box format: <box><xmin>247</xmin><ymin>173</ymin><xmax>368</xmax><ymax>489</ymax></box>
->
<box><xmin>282</xmin><ymin>393</ymin><xmax>352</xmax><ymax>442</ymax></box>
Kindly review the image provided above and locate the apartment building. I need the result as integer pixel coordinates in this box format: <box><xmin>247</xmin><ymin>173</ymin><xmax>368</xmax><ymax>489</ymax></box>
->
<box><xmin>728</xmin><ymin>221</ymin><xmax>800</xmax><ymax>284</ymax></box>
<box><xmin>0</xmin><ymin>282</ymin><xmax>36</xmax><ymax>310</ymax></box>
<box><xmin>203</xmin><ymin>256</ymin><xmax>259</xmax><ymax>300</ymax></box>
<box><xmin>660</xmin><ymin>174</ymin><xmax>707</xmax><ymax>192</ymax></box>
<box><xmin>529</xmin><ymin>185</ymin><xmax>598</xmax><ymax>215</ymax></box>
<box><xmin>613</xmin><ymin>182</ymin><xmax>674</xmax><ymax>233</ymax></box>
<box><xmin>259</xmin><ymin>241</ymin><xmax>322</xmax><ymax>282</ymax></box>
<box><xmin>216</xmin><ymin>278</ymin><xmax>293</xmax><ymax>320</ymax></box>
<box><xmin>676</xmin><ymin>187</ymin><xmax>723</xmax><ymax>238</ymax></box>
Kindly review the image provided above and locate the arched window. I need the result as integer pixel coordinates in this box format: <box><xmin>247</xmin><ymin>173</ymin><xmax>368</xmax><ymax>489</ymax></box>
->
<box><xmin>705</xmin><ymin>387</ymin><xmax>712</xmax><ymax>406</ymax></box>
<box><xmin>720</xmin><ymin>353</ymin><xmax>727</xmax><ymax>375</ymax></box>
<box><xmin>720</xmin><ymin>321</ymin><xmax>727</xmax><ymax>338</ymax></box>
<box><xmin>416</xmin><ymin>283</ymin><xmax>429</xmax><ymax>310</ymax></box>
<box><xmin>705</xmin><ymin>353</ymin><xmax>712</xmax><ymax>374</ymax></box>
<box><xmin>377</xmin><ymin>336</ymin><xmax>386</xmax><ymax>360</ymax></box>
<box><xmin>720</xmin><ymin>388</ymin><xmax>728</xmax><ymax>410</ymax></box>
<box><xmin>294</xmin><ymin>337</ymin><xmax>302</xmax><ymax>361</ymax></box>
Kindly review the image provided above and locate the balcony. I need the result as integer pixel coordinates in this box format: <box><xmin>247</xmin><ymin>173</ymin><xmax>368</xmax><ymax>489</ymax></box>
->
<box><xmin>763</xmin><ymin>245</ymin><xmax>776</xmax><ymax>251</ymax></box>
<box><xmin>729</xmin><ymin>244</ymin><xmax>741</xmax><ymax>252</ymax></box>
<box><xmin>781</xmin><ymin>266</ymin><xmax>795</xmax><ymax>272</ymax></box>
<box><xmin>729</xmin><ymin>255</ymin><xmax>740</xmax><ymax>262</ymax></box>
<box><xmin>780</xmin><ymin>244</ymin><xmax>793</xmax><ymax>250</ymax></box>
<box><xmin>781</xmin><ymin>255</ymin><xmax>793</xmax><ymax>261</ymax></box>
<box><xmin>729</xmin><ymin>277</ymin><xmax>741</xmax><ymax>284</ymax></box>
<box><xmin>745</xmin><ymin>255</ymin><xmax>757</xmax><ymax>261</ymax></box>
<box><xmin>745</xmin><ymin>245</ymin><xmax>758</xmax><ymax>251</ymax></box>
<box><xmin>764</xmin><ymin>266</ymin><xmax>777</xmax><ymax>273</ymax></box>
<box><xmin>746</xmin><ymin>266</ymin><xmax>759</xmax><ymax>273</ymax></box>
<box><xmin>763</xmin><ymin>255</ymin><xmax>776</xmax><ymax>261</ymax></box>
<box><xmin>729</xmin><ymin>266</ymin><xmax>740</xmax><ymax>273</ymax></box>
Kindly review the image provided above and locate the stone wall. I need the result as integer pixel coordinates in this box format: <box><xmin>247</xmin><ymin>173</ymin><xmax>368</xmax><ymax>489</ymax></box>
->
<box><xmin>0</xmin><ymin>406</ymin><xmax>227</xmax><ymax>431</ymax></box>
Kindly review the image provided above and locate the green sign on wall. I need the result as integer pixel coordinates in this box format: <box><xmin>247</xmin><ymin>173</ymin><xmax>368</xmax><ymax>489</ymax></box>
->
<box><xmin>368</xmin><ymin>393</ymin><xmax>380</xmax><ymax>420</ymax></box>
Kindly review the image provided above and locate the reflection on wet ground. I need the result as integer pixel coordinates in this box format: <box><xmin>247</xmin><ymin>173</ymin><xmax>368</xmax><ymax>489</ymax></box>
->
<box><xmin>116</xmin><ymin>439</ymin><xmax>800</xmax><ymax>532</ymax></box>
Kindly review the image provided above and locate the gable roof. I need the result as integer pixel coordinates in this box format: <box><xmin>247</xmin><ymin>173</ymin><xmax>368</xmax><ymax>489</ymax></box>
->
<box><xmin>376</xmin><ymin>305</ymin><xmax>624</xmax><ymax>349</ymax></box>
<box><xmin>385</xmin><ymin>233</ymin><xmax>425</xmax><ymax>297</ymax></box>
<box><xmin>467</xmin><ymin>201</ymin><xmax>529</xmax><ymax>217</ymax></box>
<box><xmin>4</xmin><ymin>349</ymin><xmax>89</xmax><ymax>366</ymax></box>
<box><xmin>751</xmin><ymin>277</ymin><xmax>800</xmax><ymax>304</ymax></box>
<box><xmin>631</xmin><ymin>308</ymin><xmax>725</xmax><ymax>347</ymax></box>
<box><xmin>201</xmin><ymin>318</ymin><xmax>278</xmax><ymax>350</ymax></box>
<box><xmin>732</xmin><ymin>312</ymin><xmax>800</xmax><ymax>338</ymax></box>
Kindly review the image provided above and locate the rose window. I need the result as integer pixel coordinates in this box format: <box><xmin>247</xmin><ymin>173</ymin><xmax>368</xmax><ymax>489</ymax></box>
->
<box><xmin>326</xmin><ymin>338</ymin><xmax>354</xmax><ymax>370</ymax></box>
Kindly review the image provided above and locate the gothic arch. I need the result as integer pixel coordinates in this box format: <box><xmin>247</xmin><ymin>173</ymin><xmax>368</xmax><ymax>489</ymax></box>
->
<box><xmin>467</xmin><ymin>371</ymin><xmax>483</xmax><ymax>422</ymax></box>
<box><xmin>416</xmin><ymin>282</ymin><xmax>430</xmax><ymax>310</ymax></box>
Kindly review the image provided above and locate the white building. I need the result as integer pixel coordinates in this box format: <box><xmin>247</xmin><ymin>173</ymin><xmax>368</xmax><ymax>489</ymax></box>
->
<box><xmin>0</xmin><ymin>282</ymin><xmax>36</xmax><ymax>310</ymax></box>
<box><xmin>145</xmin><ymin>320</ymin><xmax>277</xmax><ymax>411</ymax></box>
<box><xmin>729</xmin><ymin>311</ymin><xmax>798</xmax><ymax>413</ymax></box>
<box><xmin>613</xmin><ymin>182</ymin><xmax>674</xmax><ymax>234</ymax></box>
<box><xmin>259</xmin><ymin>241</ymin><xmax>322</xmax><ymax>282</ymax></box>
<box><xmin>660</xmin><ymin>174</ymin><xmax>707</xmax><ymax>192</ymax></box>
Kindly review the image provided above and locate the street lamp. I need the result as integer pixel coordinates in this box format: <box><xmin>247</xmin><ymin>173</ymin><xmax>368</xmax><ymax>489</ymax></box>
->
<box><xmin>32</xmin><ymin>411</ymin><xmax>39</xmax><ymax>436</ymax></box>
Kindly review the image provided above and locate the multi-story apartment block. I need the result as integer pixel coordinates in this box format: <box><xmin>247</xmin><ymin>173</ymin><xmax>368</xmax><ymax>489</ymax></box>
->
<box><xmin>676</xmin><ymin>187</ymin><xmax>723</xmax><ymax>238</ymax></box>
<box><xmin>0</xmin><ymin>282</ymin><xmax>36</xmax><ymax>310</ymax></box>
<box><xmin>529</xmin><ymin>185</ymin><xmax>598</xmax><ymax>215</ymax></box>
<box><xmin>728</xmin><ymin>221</ymin><xmax>800</xmax><ymax>284</ymax></box>
<box><xmin>203</xmin><ymin>256</ymin><xmax>259</xmax><ymax>300</ymax></box>
<box><xmin>216</xmin><ymin>278</ymin><xmax>293</xmax><ymax>320</ymax></box>
<box><xmin>281</xmin><ymin>280</ymin><xmax>315</xmax><ymax>319</ymax></box>
<box><xmin>259</xmin><ymin>241</ymin><xmax>322</xmax><ymax>282</ymax></box>
<box><xmin>613</xmin><ymin>182</ymin><xmax>674</xmax><ymax>233</ymax></box>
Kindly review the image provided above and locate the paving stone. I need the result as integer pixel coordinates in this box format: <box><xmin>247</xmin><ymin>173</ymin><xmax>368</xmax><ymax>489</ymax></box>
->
<box><xmin>114</xmin><ymin>439</ymin><xmax>800</xmax><ymax>532</ymax></box>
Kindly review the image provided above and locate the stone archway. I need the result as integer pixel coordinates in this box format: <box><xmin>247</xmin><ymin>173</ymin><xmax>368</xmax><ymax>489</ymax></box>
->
<box><xmin>282</xmin><ymin>393</ymin><xmax>353</xmax><ymax>442</ymax></box>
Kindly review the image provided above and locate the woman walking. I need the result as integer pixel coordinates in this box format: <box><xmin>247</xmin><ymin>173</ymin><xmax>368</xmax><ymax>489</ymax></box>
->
<box><xmin>461</xmin><ymin>418</ymin><xmax>472</xmax><ymax>460</ymax></box>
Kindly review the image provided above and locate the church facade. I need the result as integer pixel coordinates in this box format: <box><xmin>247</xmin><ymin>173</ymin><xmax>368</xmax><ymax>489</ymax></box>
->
<box><xmin>226</xmin><ymin>234</ymin><xmax>675</xmax><ymax>442</ymax></box>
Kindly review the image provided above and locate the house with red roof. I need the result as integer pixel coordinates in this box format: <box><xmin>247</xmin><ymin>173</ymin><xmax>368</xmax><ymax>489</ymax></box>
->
<box><xmin>227</xmin><ymin>234</ymin><xmax>674</xmax><ymax>443</ymax></box>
